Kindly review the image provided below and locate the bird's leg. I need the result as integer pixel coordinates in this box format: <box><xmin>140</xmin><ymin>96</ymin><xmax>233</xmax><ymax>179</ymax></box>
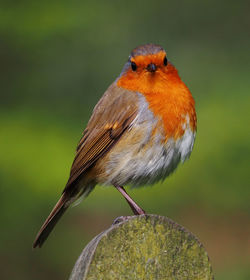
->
<box><xmin>114</xmin><ymin>184</ymin><xmax>145</xmax><ymax>215</ymax></box>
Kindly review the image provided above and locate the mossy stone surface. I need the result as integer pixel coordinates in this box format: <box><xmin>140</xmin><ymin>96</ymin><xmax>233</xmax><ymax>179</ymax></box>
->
<box><xmin>69</xmin><ymin>215</ymin><xmax>213</xmax><ymax>280</ymax></box>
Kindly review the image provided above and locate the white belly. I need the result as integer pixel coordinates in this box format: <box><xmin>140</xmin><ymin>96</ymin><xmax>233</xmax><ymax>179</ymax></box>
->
<box><xmin>103</xmin><ymin>93</ymin><xmax>196</xmax><ymax>187</ymax></box>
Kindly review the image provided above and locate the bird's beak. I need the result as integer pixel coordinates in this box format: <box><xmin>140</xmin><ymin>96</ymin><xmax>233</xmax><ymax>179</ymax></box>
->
<box><xmin>147</xmin><ymin>63</ymin><xmax>157</xmax><ymax>73</ymax></box>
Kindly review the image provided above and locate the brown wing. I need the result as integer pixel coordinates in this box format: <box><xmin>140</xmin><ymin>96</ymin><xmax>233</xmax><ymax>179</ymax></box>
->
<box><xmin>63</xmin><ymin>82</ymin><xmax>138</xmax><ymax>191</ymax></box>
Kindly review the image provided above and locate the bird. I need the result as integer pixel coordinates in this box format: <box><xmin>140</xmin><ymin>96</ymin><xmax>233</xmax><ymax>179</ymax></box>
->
<box><xmin>33</xmin><ymin>44</ymin><xmax>197</xmax><ymax>248</ymax></box>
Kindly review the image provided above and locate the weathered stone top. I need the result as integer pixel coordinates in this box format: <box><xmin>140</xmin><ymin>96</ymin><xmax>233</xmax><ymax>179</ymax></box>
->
<box><xmin>69</xmin><ymin>214</ymin><xmax>213</xmax><ymax>280</ymax></box>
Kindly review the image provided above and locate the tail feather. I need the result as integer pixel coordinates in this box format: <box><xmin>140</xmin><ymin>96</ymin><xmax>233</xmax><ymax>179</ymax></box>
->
<box><xmin>33</xmin><ymin>193</ymin><xmax>69</xmax><ymax>248</ymax></box>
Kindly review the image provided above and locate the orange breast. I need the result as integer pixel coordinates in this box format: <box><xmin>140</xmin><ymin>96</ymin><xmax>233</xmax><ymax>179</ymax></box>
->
<box><xmin>117</xmin><ymin>63</ymin><xmax>197</xmax><ymax>140</ymax></box>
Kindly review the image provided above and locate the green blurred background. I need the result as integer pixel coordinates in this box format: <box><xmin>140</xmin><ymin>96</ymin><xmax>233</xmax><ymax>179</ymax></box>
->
<box><xmin>0</xmin><ymin>0</ymin><xmax>249</xmax><ymax>279</ymax></box>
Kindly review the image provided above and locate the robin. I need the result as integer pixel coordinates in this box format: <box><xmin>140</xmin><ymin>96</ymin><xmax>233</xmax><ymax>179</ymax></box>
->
<box><xmin>33</xmin><ymin>44</ymin><xmax>196</xmax><ymax>248</ymax></box>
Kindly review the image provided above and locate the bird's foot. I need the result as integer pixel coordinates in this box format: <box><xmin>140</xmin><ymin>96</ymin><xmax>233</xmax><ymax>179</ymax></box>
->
<box><xmin>112</xmin><ymin>216</ymin><xmax>132</xmax><ymax>225</ymax></box>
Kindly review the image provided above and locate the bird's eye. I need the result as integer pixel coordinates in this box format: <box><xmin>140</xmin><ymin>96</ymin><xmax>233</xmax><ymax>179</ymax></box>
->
<box><xmin>163</xmin><ymin>56</ymin><xmax>168</xmax><ymax>66</ymax></box>
<box><xmin>131</xmin><ymin>61</ymin><xmax>137</xmax><ymax>71</ymax></box>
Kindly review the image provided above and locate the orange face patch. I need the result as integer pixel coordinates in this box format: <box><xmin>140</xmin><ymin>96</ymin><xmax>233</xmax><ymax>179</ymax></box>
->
<box><xmin>117</xmin><ymin>52</ymin><xmax>197</xmax><ymax>140</ymax></box>
<box><xmin>130</xmin><ymin>50</ymin><xmax>167</xmax><ymax>70</ymax></box>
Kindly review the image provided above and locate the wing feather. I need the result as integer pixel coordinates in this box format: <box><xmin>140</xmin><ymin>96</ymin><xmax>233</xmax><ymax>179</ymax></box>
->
<box><xmin>63</xmin><ymin>83</ymin><xmax>138</xmax><ymax>191</ymax></box>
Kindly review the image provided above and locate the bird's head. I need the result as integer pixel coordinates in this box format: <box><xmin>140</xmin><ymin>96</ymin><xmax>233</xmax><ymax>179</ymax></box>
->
<box><xmin>117</xmin><ymin>44</ymin><xmax>180</xmax><ymax>94</ymax></box>
<box><xmin>129</xmin><ymin>44</ymin><xmax>167</xmax><ymax>74</ymax></box>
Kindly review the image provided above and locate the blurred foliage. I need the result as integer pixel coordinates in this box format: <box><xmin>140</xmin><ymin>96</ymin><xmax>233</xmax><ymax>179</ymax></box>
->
<box><xmin>0</xmin><ymin>0</ymin><xmax>249</xmax><ymax>279</ymax></box>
